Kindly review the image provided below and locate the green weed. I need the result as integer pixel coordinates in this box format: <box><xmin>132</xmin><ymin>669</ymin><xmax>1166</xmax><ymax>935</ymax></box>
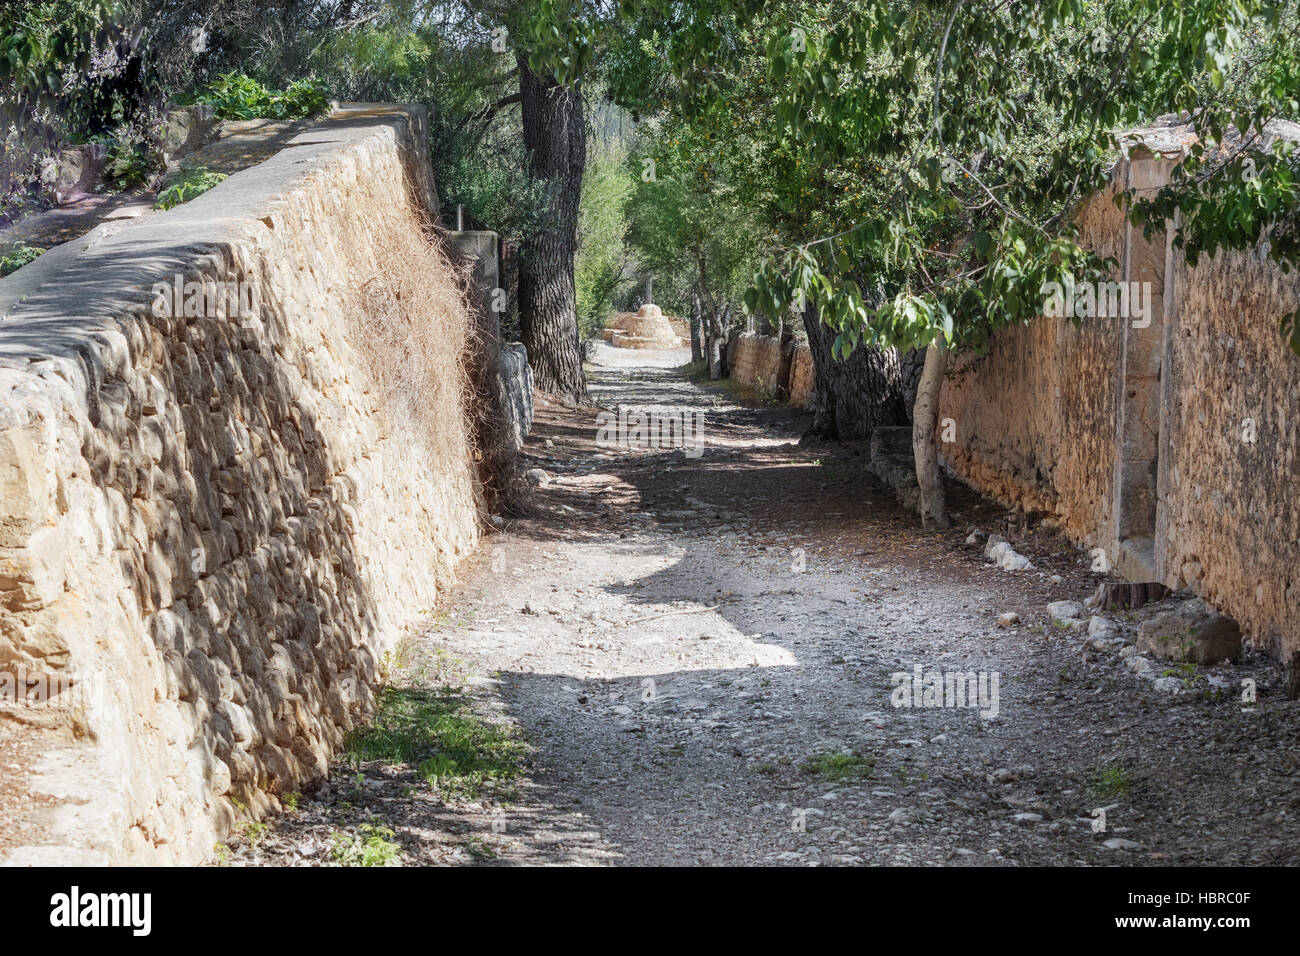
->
<box><xmin>801</xmin><ymin>749</ymin><xmax>875</xmax><ymax>782</ymax></box>
<box><xmin>345</xmin><ymin>687</ymin><xmax>526</xmax><ymax>801</ymax></box>
<box><xmin>155</xmin><ymin>165</ymin><xmax>226</xmax><ymax>209</ymax></box>
<box><xmin>330</xmin><ymin>822</ymin><xmax>401</xmax><ymax>867</ymax></box>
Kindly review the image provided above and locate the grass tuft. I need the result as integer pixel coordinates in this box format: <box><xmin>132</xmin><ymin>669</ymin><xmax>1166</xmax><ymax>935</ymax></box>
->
<box><xmin>154</xmin><ymin>165</ymin><xmax>227</xmax><ymax>210</ymax></box>
<box><xmin>344</xmin><ymin>687</ymin><xmax>526</xmax><ymax>801</ymax></box>
<box><xmin>1085</xmin><ymin>762</ymin><xmax>1134</xmax><ymax>801</ymax></box>
<box><xmin>331</xmin><ymin>822</ymin><xmax>401</xmax><ymax>866</ymax></box>
<box><xmin>801</xmin><ymin>749</ymin><xmax>875</xmax><ymax>782</ymax></box>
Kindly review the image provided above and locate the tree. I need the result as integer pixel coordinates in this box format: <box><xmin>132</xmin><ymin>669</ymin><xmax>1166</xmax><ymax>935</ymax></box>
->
<box><xmin>508</xmin><ymin>1</ymin><xmax>635</xmax><ymax>402</ymax></box>
<box><xmin>165</xmin><ymin>0</ymin><xmax>613</xmax><ymax>404</ymax></box>
<box><xmin>624</xmin><ymin>113</ymin><xmax>764</xmax><ymax>379</ymax></box>
<box><xmin>642</xmin><ymin>0</ymin><xmax>1299</xmax><ymax>529</ymax></box>
<box><xmin>574</xmin><ymin>141</ymin><xmax>635</xmax><ymax>339</ymax></box>
<box><xmin>515</xmin><ymin>49</ymin><xmax>589</xmax><ymax>399</ymax></box>
<box><xmin>610</xmin><ymin>1</ymin><xmax>913</xmax><ymax>430</ymax></box>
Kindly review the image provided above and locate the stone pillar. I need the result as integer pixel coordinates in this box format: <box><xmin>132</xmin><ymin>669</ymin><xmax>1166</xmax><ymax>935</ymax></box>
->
<box><xmin>446</xmin><ymin>229</ymin><xmax>516</xmax><ymax>506</ymax></box>
<box><xmin>446</xmin><ymin>230</ymin><xmax>501</xmax><ymax>342</ymax></box>
<box><xmin>1110</xmin><ymin>148</ymin><xmax>1177</xmax><ymax>581</ymax></box>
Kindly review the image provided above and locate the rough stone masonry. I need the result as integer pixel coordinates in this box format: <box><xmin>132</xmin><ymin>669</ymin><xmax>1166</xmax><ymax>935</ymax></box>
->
<box><xmin>939</xmin><ymin>119</ymin><xmax>1300</xmax><ymax>670</ymax></box>
<box><xmin>0</xmin><ymin>105</ymin><xmax>483</xmax><ymax>864</ymax></box>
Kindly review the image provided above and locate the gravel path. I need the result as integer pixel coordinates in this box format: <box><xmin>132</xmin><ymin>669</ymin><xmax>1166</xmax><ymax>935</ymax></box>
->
<box><xmin>248</xmin><ymin>345</ymin><xmax>1300</xmax><ymax>867</ymax></box>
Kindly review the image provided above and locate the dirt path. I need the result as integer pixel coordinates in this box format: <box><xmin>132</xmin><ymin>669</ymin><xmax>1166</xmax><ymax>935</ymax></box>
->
<box><xmin>250</xmin><ymin>344</ymin><xmax>1299</xmax><ymax>867</ymax></box>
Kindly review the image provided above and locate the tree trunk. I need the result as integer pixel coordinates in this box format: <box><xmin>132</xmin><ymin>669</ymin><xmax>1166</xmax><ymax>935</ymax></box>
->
<box><xmin>690</xmin><ymin>294</ymin><xmax>704</xmax><ymax>364</ymax></box>
<box><xmin>706</xmin><ymin>306</ymin><xmax>725</xmax><ymax>379</ymax></box>
<box><xmin>776</xmin><ymin>324</ymin><xmax>795</xmax><ymax>398</ymax></box>
<box><xmin>517</xmin><ymin>56</ymin><xmax>587</xmax><ymax>403</ymax></box>
<box><xmin>912</xmin><ymin>340</ymin><xmax>951</xmax><ymax>530</ymax></box>
<box><xmin>800</xmin><ymin>299</ymin><xmax>908</xmax><ymax>440</ymax></box>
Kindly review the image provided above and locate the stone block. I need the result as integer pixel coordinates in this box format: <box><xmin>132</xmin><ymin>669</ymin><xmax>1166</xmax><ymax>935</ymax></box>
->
<box><xmin>1137</xmin><ymin>598</ymin><xmax>1242</xmax><ymax>664</ymax></box>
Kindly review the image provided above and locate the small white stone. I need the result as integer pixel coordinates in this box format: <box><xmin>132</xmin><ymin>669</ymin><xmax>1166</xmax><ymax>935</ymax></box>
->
<box><xmin>1102</xmin><ymin>838</ymin><xmax>1141</xmax><ymax>851</ymax></box>
<box><xmin>1152</xmin><ymin>676</ymin><xmax>1184</xmax><ymax>695</ymax></box>
<box><xmin>1087</xmin><ymin>615</ymin><xmax>1117</xmax><ymax>638</ymax></box>
<box><xmin>1047</xmin><ymin>600</ymin><xmax>1084</xmax><ymax>622</ymax></box>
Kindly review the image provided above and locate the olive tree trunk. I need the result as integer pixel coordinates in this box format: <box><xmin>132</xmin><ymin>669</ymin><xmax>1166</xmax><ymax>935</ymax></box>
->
<box><xmin>912</xmin><ymin>339</ymin><xmax>951</xmax><ymax>530</ymax></box>
<box><xmin>800</xmin><ymin>300</ymin><xmax>908</xmax><ymax>440</ymax></box>
<box><xmin>517</xmin><ymin>57</ymin><xmax>587</xmax><ymax>403</ymax></box>
<box><xmin>690</xmin><ymin>293</ymin><xmax>704</xmax><ymax>364</ymax></box>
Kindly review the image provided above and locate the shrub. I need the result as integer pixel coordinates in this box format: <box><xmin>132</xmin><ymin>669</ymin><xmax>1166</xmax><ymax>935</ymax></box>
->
<box><xmin>270</xmin><ymin>78</ymin><xmax>330</xmax><ymax>120</ymax></box>
<box><xmin>330</xmin><ymin>823</ymin><xmax>401</xmax><ymax>867</ymax></box>
<box><xmin>103</xmin><ymin>137</ymin><xmax>159</xmax><ymax>188</ymax></box>
<box><xmin>194</xmin><ymin>72</ymin><xmax>329</xmax><ymax>121</ymax></box>
<box><xmin>193</xmin><ymin>72</ymin><xmax>273</xmax><ymax>120</ymax></box>
<box><xmin>154</xmin><ymin>165</ymin><xmax>226</xmax><ymax>210</ymax></box>
<box><xmin>0</xmin><ymin>241</ymin><xmax>44</xmax><ymax>276</ymax></box>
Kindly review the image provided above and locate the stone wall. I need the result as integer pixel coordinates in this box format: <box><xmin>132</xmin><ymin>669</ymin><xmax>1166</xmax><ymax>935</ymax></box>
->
<box><xmin>499</xmin><ymin>343</ymin><xmax>535</xmax><ymax>451</ymax></box>
<box><xmin>730</xmin><ymin>333</ymin><xmax>785</xmax><ymax>396</ymax></box>
<box><xmin>730</xmin><ymin>333</ymin><xmax>814</xmax><ymax>409</ymax></box>
<box><xmin>937</xmin><ymin>126</ymin><xmax>1300</xmax><ymax>662</ymax></box>
<box><xmin>936</xmin><ymin>302</ymin><xmax>1121</xmax><ymax>550</ymax></box>
<box><xmin>1156</xmin><ymin>246</ymin><xmax>1300</xmax><ymax>661</ymax></box>
<box><xmin>0</xmin><ymin>105</ymin><xmax>482</xmax><ymax>864</ymax></box>
<box><xmin>788</xmin><ymin>344</ymin><xmax>814</xmax><ymax>408</ymax></box>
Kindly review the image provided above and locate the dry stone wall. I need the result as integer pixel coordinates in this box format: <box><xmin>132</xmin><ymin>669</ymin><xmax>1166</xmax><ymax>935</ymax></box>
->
<box><xmin>938</xmin><ymin>173</ymin><xmax>1128</xmax><ymax>554</ymax></box>
<box><xmin>1156</xmin><ymin>246</ymin><xmax>1300</xmax><ymax>661</ymax></box>
<box><xmin>730</xmin><ymin>333</ymin><xmax>814</xmax><ymax>409</ymax></box>
<box><xmin>730</xmin><ymin>333</ymin><xmax>785</xmax><ymax>396</ymax></box>
<box><xmin>0</xmin><ymin>105</ymin><xmax>481</xmax><ymax>864</ymax></box>
<box><xmin>937</xmin><ymin>128</ymin><xmax>1300</xmax><ymax>662</ymax></box>
<box><xmin>788</xmin><ymin>344</ymin><xmax>814</xmax><ymax>408</ymax></box>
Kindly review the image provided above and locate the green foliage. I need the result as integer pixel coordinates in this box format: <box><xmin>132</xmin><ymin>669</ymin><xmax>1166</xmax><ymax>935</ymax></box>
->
<box><xmin>0</xmin><ymin>1</ymin><xmax>113</xmax><ymax>122</ymax></box>
<box><xmin>0</xmin><ymin>241</ymin><xmax>44</xmax><ymax>276</ymax></box>
<box><xmin>513</xmin><ymin>0</ymin><xmax>604</xmax><ymax>85</ymax></box>
<box><xmin>330</xmin><ymin>822</ymin><xmax>402</xmax><ymax>867</ymax></box>
<box><xmin>153</xmin><ymin>164</ymin><xmax>226</xmax><ymax>209</ymax></box>
<box><xmin>345</xmin><ymin>687</ymin><xmax>526</xmax><ymax>802</ymax></box>
<box><xmin>575</xmin><ymin>144</ymin><xmax>634</xmax><ymax>338</ymax></box>
<box><xmin>192</xmin><ymin>72</ymin><xmax>272</xmax><ymax>119</ymax></box>
<box><xmin>306</xmin><ymin>24</ymin><xmax>435</xmax><ymax>95</ymax></box>
<box><xmin>193</xmin><ymin>72</ymin><xmax>329</xmax><ymax>121</ymax></box>
<box><xmin>625</xmin><ymin>108</ymin><xmax>766</xmax><ymax>324</ymax></box>
<box><xmin>627</xmin><ymin>0</ymin><xmax>1300</xmax><ymax>357</ymax></box>
<box><xmin>273</xmin><ymin>78</ymin><xmax>331</xmax><ymax>119</ymax></box>
<box><xmin>801</xmin><ymin>749</ymin><xmax>875</xmax><ymax>782</ymax></box>
<box><xmin>103</xmin><ymin>136</ymin><xmax>158</xmax><ymax>187</ymax></box>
